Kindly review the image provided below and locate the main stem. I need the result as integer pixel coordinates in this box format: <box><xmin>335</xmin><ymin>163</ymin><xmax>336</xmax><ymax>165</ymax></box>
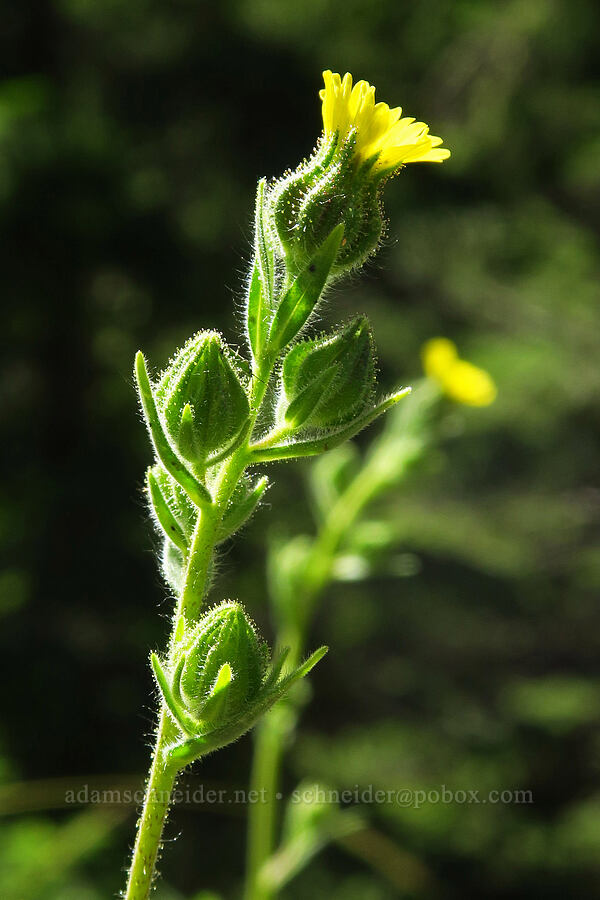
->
<box><xmin>125</xmin><ymin>360</ymin><xmax>273</xmax><ymax>900</ymax></box>
<box><xmin>123</xmin><ymin>711</ymin><xmax>178</xmax><ymax>900</ymax></box>
<box><xmin>124</xmin><ymin>496</ymin><xmax>224</xmax><ymax>900</ymax></box>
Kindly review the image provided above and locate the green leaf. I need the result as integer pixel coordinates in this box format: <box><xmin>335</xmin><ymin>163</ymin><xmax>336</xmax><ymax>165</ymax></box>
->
<box><xmin>250</xmin><ymin>388</ymin><xmax>411</xmax><ymax>462</ymax></box>
<box><xmin>199</xmin><ymin>662</ymin><xmax>233</xmax><ymax>725</ymax></box>
<box><xmin>279</xmin><ymin>645</ymin><xmax>328</xmax><ymax>685</ymax></box>
<box><xmin>151</xmin><ymin>464</ymin><xmax>198</xmax><ymax>542</ymax></box>
<box><xmin>216</xmin><ymin>475</ymin><xmax>269</xmax><ymax>543</ymax></box>
<box><xmin>146</xmin><ymin>468</ymin><xmax>189</xmax><ymax>554</ymax></box>
<box><xmin>262</xmin><ymin>646</ymin><xmax>290</xmax><ymax>690</ymax></box>
<box><xmin>284</xmin><ymin>365</ymin><xmax>339</xmax><ymax>429</ymax></box>
<box><xmin>281</xmin><ymin>317</ymin><xmax>375</xmax><ymax>429</ymax></box>
<box><xmin>178</xmin><ymin>402</ymin><xmax>196</xmax><ymax>460</ymax></box>
<box><xmin>247</xmin><ymin>179</ymin><xmax>277</xmax><ymax>363</ymax></box>
<box><xmin>161</xmin><ymin>540</ymin><xmax>186</xmax><ymax>594</ymax></box>
<box><xmin>134</xmin><ymin>351</ymin><xmax>212</xmax><ymax>507</ymax></box>
<box><xmin>165</xmin><ymin>646</ymin><xmax>328</xmax><ymax>767</ymax></box>
<box><xmin>267</xmin><ymin>224</ymin><xmax>344</xmax><ymax>354</ymax></box>
<box><xmin>205</xmin><ymin>420</ymin><xmax>251</xmax><ymax>468</ymax></box>
<box><xmin>246</xmin><ymin>262</ymin><xmax>265</xmax><ymax>363</ymax></box>
<box><xmin>151</xmin><ymin>653</ymin><xmax>200</xmax><ymax>735</ymax></box>
<box><xmin>256</xmin><ymin>179</ymin><xmax>275</xmax><ymax>304</ymax></box>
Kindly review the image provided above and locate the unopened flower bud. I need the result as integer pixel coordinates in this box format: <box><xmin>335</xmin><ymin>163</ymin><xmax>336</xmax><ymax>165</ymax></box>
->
<box><xmin>155</xmin><ymin>332</ymin><xmax>249</xmax><ymax>464</ymax></box>
<box><xmin>175</xmin><ymin>601</ymin><xmax>267</xmax><ymax>726</ymax></box>
<box><xmin>279</xmin><ymin>316</ymin><xmax>375</xmax><ymax>430</ymax></box>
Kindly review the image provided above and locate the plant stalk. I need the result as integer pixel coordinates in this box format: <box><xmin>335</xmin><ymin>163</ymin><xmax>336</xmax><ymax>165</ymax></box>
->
<box><xmin>123</xmin><ymin>496</ymin><xmax>223</xmax><ymax>900</ymax></box>
<box><xmin>123</xmin><ymin>711</ymin><xmax>178</xmax><ymax>900</ymax></box>
<box><xmin>125</xmin><ymin>356</ymin><xmax>274</xmax><ymax>900</ymax></box>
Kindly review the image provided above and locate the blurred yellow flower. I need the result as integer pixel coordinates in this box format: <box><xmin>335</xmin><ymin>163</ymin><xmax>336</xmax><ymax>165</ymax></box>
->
<box><xmin>320</xmin><ymin>70</ymin><xmax>450</xmax><ymax>171</ymax></box>
<box><xmin>422</xmin><ymin>338</ymin><xmax>497</xmax><ymax>407</ymax></box>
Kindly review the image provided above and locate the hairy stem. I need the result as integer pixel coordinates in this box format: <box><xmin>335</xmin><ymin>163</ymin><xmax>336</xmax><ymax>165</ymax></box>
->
<box><xmin>125</xmin><ymin>352</ymin><xmax>275</xmax><ymax>900</ymax></box>
<box><xmin>124</xmin><ymin>712</ymin><xmax>178</xmax><ymax>900</ymax></box>
<box><xmin>123</xmin><ymin>491</ymin><xmax>223</xmax><ymax>900</ymax></box>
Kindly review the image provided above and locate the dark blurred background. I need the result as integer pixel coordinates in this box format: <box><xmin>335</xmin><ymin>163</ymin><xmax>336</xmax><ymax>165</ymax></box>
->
<box><xmin>1</xmin><ymin>0</ymin><xmax>600</xmax><ymax>897</ymax></box>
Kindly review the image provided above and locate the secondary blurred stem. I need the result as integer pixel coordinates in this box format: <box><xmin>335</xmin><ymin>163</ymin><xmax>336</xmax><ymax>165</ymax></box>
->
<box><xmin>244</xmin><ymin>452</ymin><xmax>391</xmax><ymax>900</ymax></box>
<box><xmin>245</xmin><ymin>699</ymin><xmax>295</xmax><ymax>900</ymax></box>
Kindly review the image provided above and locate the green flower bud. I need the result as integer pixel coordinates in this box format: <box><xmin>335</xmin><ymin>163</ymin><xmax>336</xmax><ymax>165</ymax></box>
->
<box><xmin>278</xmin><ymin>316</ymin><xmax>375</xmax><ymax>430</ymax></box>
<box><xmin>265</xmin><ymin>70</ymin><xmax>450</xmax><ymax>280</ymax></box>
<box><xmin>154</xmin><ymin>331</ymin><xmax>250</xmax><ymax>465</ymax></box>
<box><xmin>175</xmin><ymin>601</ymin><xmax>267</xmax><ymax>726</ymax></box>
<box><xmin>267</xmin><ymin>133</ymin><xmax>383</xmax><ymax>278</ymax></box>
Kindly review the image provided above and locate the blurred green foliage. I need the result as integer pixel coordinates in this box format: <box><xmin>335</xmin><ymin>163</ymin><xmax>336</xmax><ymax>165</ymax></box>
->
<box><xmin>1</xmin><ymin>0</ymin><xmax>599</xmax><ymax>897</ymax></box>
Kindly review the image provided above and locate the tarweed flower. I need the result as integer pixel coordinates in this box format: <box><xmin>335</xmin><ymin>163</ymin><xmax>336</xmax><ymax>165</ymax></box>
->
<box><xmin>320</xmin><ymin>70</ymin><xmax>450</xmax><ymax>172</ymax></box>
<box><xmin>422</xmin><ymin>338</ymin><xmax>497</xmax><ymax>407</ymax></box>
<box><xmin>268</xmin><ymin>70</ymin><xmax>450</xmax><ymax>275</ymax></box>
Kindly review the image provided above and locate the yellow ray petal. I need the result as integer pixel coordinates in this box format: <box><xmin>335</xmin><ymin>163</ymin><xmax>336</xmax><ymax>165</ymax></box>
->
<box><xmin>320</xmin><ymin>70</ymin><xmax>450</xmax><ymax>171</ymax></box>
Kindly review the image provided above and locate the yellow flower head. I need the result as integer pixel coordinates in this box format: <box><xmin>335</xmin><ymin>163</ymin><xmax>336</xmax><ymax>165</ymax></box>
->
<box><xmin>320</xmin><ymin>70</ymin><xmax>450</xmax><ymax>172</ymax></box>
<box><xmin>422</xmin><ymin>338</ymin><xmax>497</xmax><ymax>407</ymax></box>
